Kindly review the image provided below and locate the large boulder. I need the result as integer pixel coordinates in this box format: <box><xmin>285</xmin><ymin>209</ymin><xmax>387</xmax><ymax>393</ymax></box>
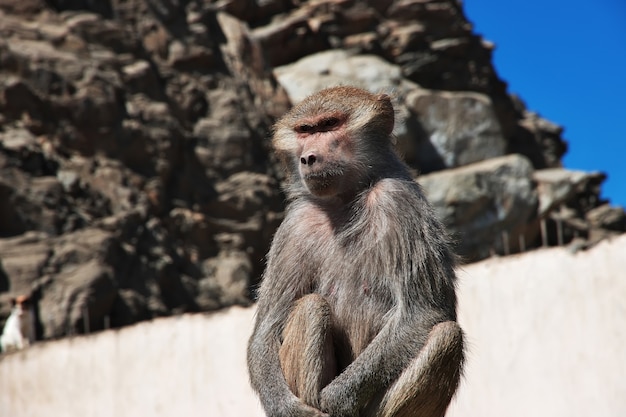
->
<box><xmin>533</xmin><ymin>168</ymin><xmax>605</xmax><ymax>216</ymax></box>
<box><xmin>405</xmin><ymin>89</ymin><xmax>507</xmax><ymax>172</ymax></box>
<box><xmin>420</xmin><ymin>154</ymin><xmax>538</xmax><ymax>261</ymax></box>
<box><xmin>274</xmin><ymin>49</ymin><xmax>412</xmax><ymax>103</ymax></box>
<box><xmin>532</xmin><ymin>168</ymin><xmax>625</xmax><ymax>247</ymax></box>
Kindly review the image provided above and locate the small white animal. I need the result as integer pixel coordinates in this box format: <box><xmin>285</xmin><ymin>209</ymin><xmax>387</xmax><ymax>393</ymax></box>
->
<box><xmin>1</xmin><ymin>295</ymin><xmax>36</xmax><ymax>353</ymax></box>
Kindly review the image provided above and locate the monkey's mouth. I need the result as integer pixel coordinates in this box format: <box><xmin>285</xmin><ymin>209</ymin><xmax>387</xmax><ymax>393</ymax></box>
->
<box><xmin>302</xmin><ymin>169</ymin><xmax>343</xmax><ymax>193</ymax></box>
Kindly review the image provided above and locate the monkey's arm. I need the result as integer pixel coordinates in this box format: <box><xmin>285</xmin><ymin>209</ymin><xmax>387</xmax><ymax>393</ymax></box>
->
<box><xmin>320</xmin><ymin>307</ymin><xmax>436</xmax><ymax>416</ymax></box>
<box><xmin>247</xmin><ymin>221</ymin><xmax>329</xmax><ymax>417</ymax></box>
<box><xmin>249</xmin><ymin>293</ymin><xmax>329</xmax><ymax>417</ymax></box>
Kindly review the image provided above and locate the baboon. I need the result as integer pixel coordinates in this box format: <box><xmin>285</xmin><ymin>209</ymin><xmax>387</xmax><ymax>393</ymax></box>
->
<box><xmin>247</xmin><ymin>86</ymin><xmax>464</xmax><ymax>417</ymax></box>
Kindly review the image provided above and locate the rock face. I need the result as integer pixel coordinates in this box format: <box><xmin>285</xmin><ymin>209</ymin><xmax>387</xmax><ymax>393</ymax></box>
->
<box><xmin>0</xmin><ymin>0</ymin><xmax>623</xmax><ymax>340</ymax></box>
<box><xmin>406</xmin><ymin>89</ymin><xmax>506</xmax><ymax>171</ymax></box>
<box><xmin>421</xmin><ymin>154</ymin><xmax>537</xmax><ymax>260</ymax></box>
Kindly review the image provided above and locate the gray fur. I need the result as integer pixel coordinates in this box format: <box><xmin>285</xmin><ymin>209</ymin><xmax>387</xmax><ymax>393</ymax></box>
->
<box><xmin>247</xmin><ymin>87</ymin><xmax>464</xmax><ymax>417</ymax></box>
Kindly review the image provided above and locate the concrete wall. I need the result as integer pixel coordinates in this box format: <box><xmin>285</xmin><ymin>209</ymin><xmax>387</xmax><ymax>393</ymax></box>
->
<box><xmin>2</xmin><ymin>235</ymin><xmax>625</xmax><ymax>417</ymax></box>
<box><xmin>0</xmin><ymin>307</ymin><xmax>264</xmax><ymax>417</ymax></box>
<box><xmin>448</xmin><ymin>234</ymin><xmax>626</xmax><ymax>417</ymax></box>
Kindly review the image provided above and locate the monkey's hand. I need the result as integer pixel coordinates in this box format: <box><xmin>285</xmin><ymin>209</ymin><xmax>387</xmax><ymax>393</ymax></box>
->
<box><xmin>271</xmin><ymin>396</ymin><xmax>329</xmax><ymax>417</ymax></box>
<box><xmin>319</xmin><ymin>383</ymin><xmax>359</xmax><ymax>417</ymax></box>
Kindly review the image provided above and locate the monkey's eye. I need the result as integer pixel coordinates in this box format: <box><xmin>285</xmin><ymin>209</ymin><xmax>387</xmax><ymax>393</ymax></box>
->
<box><xmin>295</xmin><ymin>124</ymin><xmax>313</xmax><ymax>133</ymax></box>
<box><xmin>322</xmin><ymin>117</ymin><xmax>339</xmax><ymax>128</ymax></box>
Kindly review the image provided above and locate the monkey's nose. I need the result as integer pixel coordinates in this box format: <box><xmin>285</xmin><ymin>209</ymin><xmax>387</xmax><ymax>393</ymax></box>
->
<box><xmin>300</xmin><ymin>154</ymin><xmax>317</xmax><ymax>165</ymax></box>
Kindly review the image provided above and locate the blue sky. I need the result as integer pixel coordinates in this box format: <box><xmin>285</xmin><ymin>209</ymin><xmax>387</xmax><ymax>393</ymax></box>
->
<box><xmin>464</xmin><ymin>1</ymin><xmax>626</xmax><ymax>208</ymax></box>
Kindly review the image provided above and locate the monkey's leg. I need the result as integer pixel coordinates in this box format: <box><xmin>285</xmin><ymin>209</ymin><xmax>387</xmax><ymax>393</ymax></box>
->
<box><xmin>365</xmin><ymin>321</ymin><xmax>464</xmax><ymax>417</ymax></box>
<box><xmin>279</xmin><ymin>294</ymin><xmax>337</xmax><ymax>409</ymax></box>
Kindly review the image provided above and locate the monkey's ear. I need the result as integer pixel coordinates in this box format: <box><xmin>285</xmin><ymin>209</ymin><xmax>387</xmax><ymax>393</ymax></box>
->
<box><xmin>272</xmin><ymin>126</ymin><xmax>298</xmax><ymax>155</ymax></box>
<box><xmin>376</xmin><ymin>94</ymin><xmax>395</xmax><ymax>136</ymax></box>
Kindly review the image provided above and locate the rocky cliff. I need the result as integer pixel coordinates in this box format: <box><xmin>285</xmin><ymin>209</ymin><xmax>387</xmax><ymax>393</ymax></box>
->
<box><xmin>0</xmin><ymin>0</ymin><xmax>624</xmax><ymax>340</ymax></box>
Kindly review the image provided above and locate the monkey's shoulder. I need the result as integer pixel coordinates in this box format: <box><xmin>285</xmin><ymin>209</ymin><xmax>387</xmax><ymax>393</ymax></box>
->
<box><xmin>361</xmin><ymin>177</ymin><xmax>431</xmax><ymax>214</ymax></box>
<box><xmin>272</xmin><ymin>201</ymin><xmax>338</xmax><ymax>249</ymax></box>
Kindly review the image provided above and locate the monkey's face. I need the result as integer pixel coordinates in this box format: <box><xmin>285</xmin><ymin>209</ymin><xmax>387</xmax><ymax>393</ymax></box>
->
<box><xmin>292</xmin><ymin>111</ymin><xmax>355</xmax><ymax>198</ymax></box>
<box><xmin>273</xmin><ymin>86</ymin><xmax>396</xmax><ymax>199</ymax></box>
